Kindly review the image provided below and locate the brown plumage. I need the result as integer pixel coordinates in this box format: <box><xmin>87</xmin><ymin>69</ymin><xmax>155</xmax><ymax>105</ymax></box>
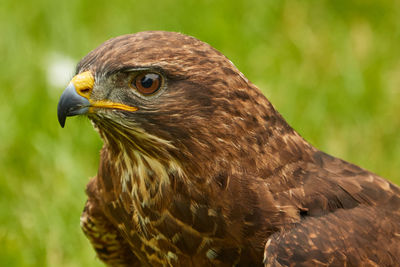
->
<box><xmin>57</xmin><ymin>31</ymin><xmax>400</xmax><ymax>266</ymax></box>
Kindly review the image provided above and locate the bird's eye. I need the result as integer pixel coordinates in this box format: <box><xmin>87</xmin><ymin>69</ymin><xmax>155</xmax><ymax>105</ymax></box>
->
<box><xmin>131</xmin><ymin>72</ymin><xmax>162</xmax><ymax>95</ymax></box>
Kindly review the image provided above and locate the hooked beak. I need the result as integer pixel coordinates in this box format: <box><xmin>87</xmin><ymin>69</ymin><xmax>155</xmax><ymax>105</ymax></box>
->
<box><xmin>57</xmin><ymin>82</ymin><xmax>90</xmax><ymax>128</ymax></box>
<box><xmin>57</xmin><ymin>71</ymin><xmax>138</xmax><ymax>128</ymax></box>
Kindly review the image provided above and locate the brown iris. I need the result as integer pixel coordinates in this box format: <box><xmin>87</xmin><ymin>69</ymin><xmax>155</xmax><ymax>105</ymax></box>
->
<box><xmin>132</xmin><ymin>72</ymin><xmax>162</xmax><ymax>95</ymax></box>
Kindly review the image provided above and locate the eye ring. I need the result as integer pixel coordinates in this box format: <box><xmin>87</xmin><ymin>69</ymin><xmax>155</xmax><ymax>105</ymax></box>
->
<box><xmin>131</xmin><ymin>72</ymin><xmax>162</xmax><ymax>95</ymax></box>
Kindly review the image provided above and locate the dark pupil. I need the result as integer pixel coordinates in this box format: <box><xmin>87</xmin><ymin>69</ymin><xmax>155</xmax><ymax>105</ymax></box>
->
<box><xmin>140</xmin><ymin>74</ymin><xmax>156</xmax><ymax>88</ymax></box>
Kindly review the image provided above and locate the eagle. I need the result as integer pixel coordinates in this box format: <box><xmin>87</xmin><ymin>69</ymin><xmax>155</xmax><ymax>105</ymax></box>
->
<box><xmin>57</xmin><ymin>31</ymin><xmax>400</xmax><ymax>266</ymax></box>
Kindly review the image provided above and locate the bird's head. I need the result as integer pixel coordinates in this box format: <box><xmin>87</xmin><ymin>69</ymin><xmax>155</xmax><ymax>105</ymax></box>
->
<box><xmin>58</xmin><ymin>31</ymin><xmax>295</xmax><ymax>177</ymax></box>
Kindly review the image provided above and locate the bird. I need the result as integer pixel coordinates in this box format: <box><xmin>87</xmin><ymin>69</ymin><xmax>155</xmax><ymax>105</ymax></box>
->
<box><xmin>57</xmin><ymin>31</ymin><xmax>400</xmax><ymax>266</ymax></box>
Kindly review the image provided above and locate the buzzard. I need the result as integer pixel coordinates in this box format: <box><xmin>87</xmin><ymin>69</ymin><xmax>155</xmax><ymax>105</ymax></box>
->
<box><xmin>57</xmin><ymin>31</ymin><xmax>400</xmax><ymax>266</ymax></box>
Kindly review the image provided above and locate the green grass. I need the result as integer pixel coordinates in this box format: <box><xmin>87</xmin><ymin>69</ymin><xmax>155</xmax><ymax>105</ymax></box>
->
<box><xmin>1</xmin><ymin>0</ymin><xmax>399</xmax><ymax>266</ymax></box>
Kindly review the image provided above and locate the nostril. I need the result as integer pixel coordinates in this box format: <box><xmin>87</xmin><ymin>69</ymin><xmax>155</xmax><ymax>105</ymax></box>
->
<box><xmin>80</xmin><ymin>88</ymin><xmax>90</xmax><ymax>94</ymax></box>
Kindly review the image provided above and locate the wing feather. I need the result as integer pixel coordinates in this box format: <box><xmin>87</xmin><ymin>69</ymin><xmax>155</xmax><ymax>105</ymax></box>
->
<box><xmin>264</xmin><ymin>205</ymin><xmax>400</xmax><ymax>266</ymax></box>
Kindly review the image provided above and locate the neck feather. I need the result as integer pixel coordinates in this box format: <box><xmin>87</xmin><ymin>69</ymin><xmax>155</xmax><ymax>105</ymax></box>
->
<box><xmin>92</xmin><ymin>116</ymin><xmax>185</xmax><ymax>208</ymax></box>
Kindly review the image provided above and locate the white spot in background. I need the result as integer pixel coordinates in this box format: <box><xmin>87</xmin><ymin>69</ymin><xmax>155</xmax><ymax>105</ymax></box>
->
<box><xmin>46</xmin><ymin>52</ymin><xmax>75</xmax><ymax>91</ymax></box>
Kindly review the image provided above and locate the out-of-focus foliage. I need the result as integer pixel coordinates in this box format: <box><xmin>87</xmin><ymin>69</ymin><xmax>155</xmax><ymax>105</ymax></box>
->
<box><xmin>1</xmin><ymin>0</ymin><xmax>399</xmax><ymax>265</ymax></box>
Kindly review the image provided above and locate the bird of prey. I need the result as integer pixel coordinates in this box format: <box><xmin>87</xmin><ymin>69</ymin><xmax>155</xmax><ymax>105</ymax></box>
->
<box><xmin>57</xmin><ymin>31</ymin><xmax>400</xmax><ymax>266</ymax></box>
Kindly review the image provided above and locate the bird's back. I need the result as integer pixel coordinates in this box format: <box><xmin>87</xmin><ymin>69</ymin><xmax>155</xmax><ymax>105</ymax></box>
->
<box><xmin>264</xmin><ymin>149</ymin><xmax>400</xmax><ymax>266</ymax></box>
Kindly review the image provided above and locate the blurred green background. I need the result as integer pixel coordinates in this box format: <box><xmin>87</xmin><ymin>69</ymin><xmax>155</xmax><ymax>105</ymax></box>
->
<box><xmin>1</xmin><ymin>0</ymin><xmax>399</xmax><ymax>266</ymax></box>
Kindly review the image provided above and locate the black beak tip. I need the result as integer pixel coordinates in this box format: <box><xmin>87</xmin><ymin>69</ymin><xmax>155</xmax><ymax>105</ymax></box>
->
<box><xmin>58</xmin><ymin>114</ymin><xmax>66</xmax><ymax>128</ymax></box>
<box><xmin>57</xmin><ymin>102</ymin><xmax>67</xmax><ymax>128</ymax></box>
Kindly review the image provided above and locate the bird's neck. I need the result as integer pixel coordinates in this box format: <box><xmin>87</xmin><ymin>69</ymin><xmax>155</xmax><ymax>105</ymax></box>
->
<box><xmin>94</xmin><ymin>108</ymin><xmax>317</xmax><ymax>209</ymax></box>
<box><xmin>96</xmin><ymin>123</ymin><xmax>186</xmax><ymax>209</ymax></box>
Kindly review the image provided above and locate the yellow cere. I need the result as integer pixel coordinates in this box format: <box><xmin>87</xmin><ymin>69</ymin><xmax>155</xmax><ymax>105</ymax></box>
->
<box><xmin>71</xmin><ymin>71</ymin><xmax>95</xmax><ymax>97</ymax></box>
